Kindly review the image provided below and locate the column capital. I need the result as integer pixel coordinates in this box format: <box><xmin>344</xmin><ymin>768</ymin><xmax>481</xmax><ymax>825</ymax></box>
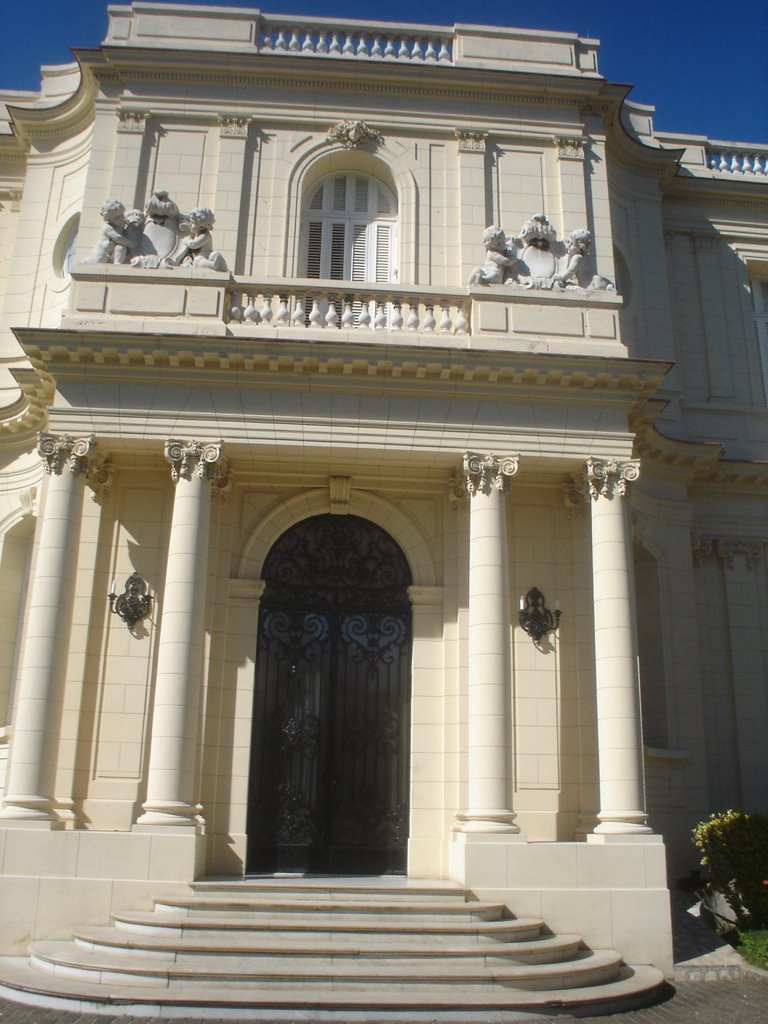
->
<box><xmin>165</xmin><ymin>438</ymin><xmax>229</xmax><ymax>487</ymax></box>
<box><xmin>585</xmin><ymin>457</ymin><xmax>639</xmax><ymax>500</ymax></box>
<box><xmin>463</xmin><ymin>452</ymin><xmax>519</xmax><ymax>497</ymax></box>
<box><xmin>37</xmin><ymin>432</ymin><xmax>98</xmax><ymax>477</ymax></box>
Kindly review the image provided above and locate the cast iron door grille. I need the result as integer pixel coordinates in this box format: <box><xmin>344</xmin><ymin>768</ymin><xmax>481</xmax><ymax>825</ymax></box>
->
<box><xmin>246</xmin><ymin>514</ymin><xmax>412</xmax><ymax>874</ymax></box>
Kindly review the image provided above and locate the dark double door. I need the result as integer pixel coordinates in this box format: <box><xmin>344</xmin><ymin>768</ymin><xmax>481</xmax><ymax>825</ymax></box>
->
<box><xmin>246</xmin><ymin>515</ymin><xmax>412</xmax><ymax>874</ymax></box>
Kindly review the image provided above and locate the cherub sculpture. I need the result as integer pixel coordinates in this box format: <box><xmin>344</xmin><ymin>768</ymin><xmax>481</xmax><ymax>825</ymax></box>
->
<box><xmin>550</xmin><ymin>229</ymin><xmax>592</xmax><ymax>289</ymax></box>
<box><xmin>163</xmin><ymin>207</ymin><xmax>228</xmax><ymax>272</ymax></box>
<box><xmin>114</xmin><ymin>208</ymin><xmax>146</xmax><ymax>265</ymax></box>
<box><xmin>83</xmin><ymin>199</ymin><xmax>137</xmax><ymax>264</ymax></box>
<box><xmin>469</xmin><ymin>225</ymin><xmax>518</xmax><ymax>286</ymax></box>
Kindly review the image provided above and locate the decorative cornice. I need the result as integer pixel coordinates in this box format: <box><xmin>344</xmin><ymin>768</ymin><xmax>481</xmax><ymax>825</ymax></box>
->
<box><xmin>585</xmin><ymin>457</ymin><xmax>640</xmax><ymax>499</ymax></box>
<box><xmin>692</xmin><ymin>534</ymin><xmax>764</xmax><ymax>570</ymax></box>
<box><xmin>463</xmin><ymin>452</ymin><xmax>519</xmax><ymax>496</ymax></box>
<box><xmin>165</xmin><ymin>438</ymin><xmax>228</xmax><ymax>487</ymax></box>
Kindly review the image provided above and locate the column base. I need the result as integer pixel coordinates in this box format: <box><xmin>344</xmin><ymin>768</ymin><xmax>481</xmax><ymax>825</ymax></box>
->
<box><xmin>135</xmin><ymin>801</ymin><xmax>204</xmax><ymax>832</ymax></box>
<box><xmin>454</xmin><ymin>809</ymin><xmax>520</xmax><ymax>834</ymax></box>
<box><xmin>594</xmin><ymin>811</ymin><xmax>653</xmax><ymax>835</ymax></box>
<box><xmin>0</xmin><ymin>798</ymin><xmax>62</xmax><ymax>828</ymax></box>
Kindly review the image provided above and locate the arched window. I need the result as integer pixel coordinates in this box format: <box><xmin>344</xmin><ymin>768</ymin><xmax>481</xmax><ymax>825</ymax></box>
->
<box><xmin>302</xmin><ymin>172</ymin><xmax>397</xmax><ymax>284</ymax></box>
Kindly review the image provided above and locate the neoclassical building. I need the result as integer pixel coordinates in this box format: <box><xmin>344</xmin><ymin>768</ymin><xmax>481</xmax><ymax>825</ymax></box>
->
<box><xmin>0</xmin><ymin>2</ymin><xmax>766</xmax><ymax>1013</ymax></box>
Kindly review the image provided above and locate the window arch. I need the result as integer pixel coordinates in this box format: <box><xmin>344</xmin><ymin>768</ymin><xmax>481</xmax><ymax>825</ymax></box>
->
<box><xmin>302</xmin><ymin>172</ymin><xmax>398</xmax><ymax>284</ymax></box>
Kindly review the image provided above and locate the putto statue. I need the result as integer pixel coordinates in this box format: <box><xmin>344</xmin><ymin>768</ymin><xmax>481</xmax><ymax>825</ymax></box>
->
<box><xmin>164</xmin><ymin>207</ymin><xmax>227</xmax><ymax>272</ymax></box>
<box><xmin>80</xmin><ymin>189</ymin><xmax>229</xmax><ymax>273</ymax></box>
<box><xmin>469</xmin><ymin>214</ymin><xmax>611</xmax><ymax>292</ymax></box>
<box><xmin>83</xmin><ymin>199</ymin><xmax>140</xmax><ymax>265</ymax></box>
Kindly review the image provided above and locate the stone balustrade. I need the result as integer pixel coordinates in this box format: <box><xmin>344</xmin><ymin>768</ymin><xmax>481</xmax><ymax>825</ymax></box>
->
<box><xmin>227</xmin><ymin>280</ymin><xmax>468</xmax><ymax>335</ymax></box>
<box><xmin>707</xmin><ymin>148</ymin><xmax>768</xmax><ymax>177</ymax></box>
<box><xmin>257</xmin><ymin>16</ymin><xmax>453</xmax><ymax>63</ymax></box>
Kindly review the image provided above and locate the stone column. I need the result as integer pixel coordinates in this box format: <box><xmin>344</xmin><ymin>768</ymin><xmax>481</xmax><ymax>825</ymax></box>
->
<box><xmin>456</xmin><ymin>452</ymin><xmax>519</xmax><ymax>833</ymax></box>
<box><xmin>0</xmin><ymin>434</ymin><xmax>99</xmax><ymax>824</ymax></box>
<box><xmin>136</xmin><ymin>439</ymin><xmax>227</xmax><ymax>829</ymax></box>
<box><xmin>586</xmin><ymin>457</ymin><xmax>652</xmax><ymax>835</ymax></box>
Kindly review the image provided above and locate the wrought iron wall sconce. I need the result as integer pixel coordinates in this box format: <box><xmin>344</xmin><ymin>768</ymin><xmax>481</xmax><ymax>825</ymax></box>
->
<box><xmin>518</xmin><ymin>587</ymin><xmax>561</xmax><ymax>644</ymax></box>
<box><xmin>108</xmin><ymin>573</ymin><xmax>153</xmax><ymax>630</ymax></box>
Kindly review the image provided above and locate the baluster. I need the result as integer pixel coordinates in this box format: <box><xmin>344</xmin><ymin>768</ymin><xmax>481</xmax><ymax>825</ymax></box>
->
<box><xmin>374</xmin><ymin>302</ymin><xmax>388</xmax><ymax>330</ymax></box>
<box><xmin>229</xmin><ymin>300</ymin><xmax>244</xmax><ymax>322</ymax></box>
<box><xmin>325</xmin><ymin>300</ymin><xmax>339</xmax><ymax>328</ymax></box>
<box><xmin>439</xmin><ymin>304</ymin><xmax>452</xmax><ymax>334</ymax></box>
<box><xmin>357</xmin><ymin>35</ymin><xmax>368</xmax><ymax>56</ymax></box>
<box><xmin>276</xmin><ymin>296</ymin><xmax>290</xmax><ymax>326</ymax></box>
<box><xmin>317</xmin><ymin>32</ymin><xmax>328</xmax><ymax>53</ymax></box>
<box><xmin>309</xmin><ymin>298</ymin><xmax>323</xmax><ymax>328</ymax></box>
<box><xmin>757</xmin><ymin>155</ymin><xmax>767</xmax><ymax>176</ymax></box>
<box><xmin>424</xmin><ymin>39</ymin><xmax>437</xmax><ymax>61</ymax></box>
<box><xmin>730</xmin><ymin>153</ymin><xmax>740</xmax><ymax>173</ymax></box>
<box><xmin>406</xmin><ymin>304</ymin><xmax>420</xmax><ymax>332</ymax></box>
<box><xmin>244</xmin><ymin>295</ymin><xmax>259</xmax><ymax>323</ymax></box>
<box><xmin>411</xmin><ymin>39</ymin><xmax>423</xmax><ymax>61</ymax></box>
<box><xmin>343</xmin><ymin>34</ymin><xmax>355</xmax><ymax>55</ymax></box>
<box><xmin>371</xmin><ymin>36</ymin><xmax>383</xmax><ymax>57</ymax></box>
<box><xmin>275</xmin><ymin>30</ymin><xmax>288</xmax><ymax>51</ymax></box>
<box><xmin>391</xmin><ymin>301</ymin><xmax>404</xmax><ymax>332</ymax></box>
<box><xmin>260</xmin><ymin>29</ymin><xmax>273</xmax><ymax>51</ymax></box>
<box><xmin>292</xmin><ymin>297</ymin><xmax>305</xmax><ymax>325</ymax></box>
<box><xmin>718</xmin><ymin>153</ymin><xmax>728</xmax><ymax>172</ymax></box>
<box><xmin>423</xmin><ymin>305</ymin><xmax>436</xmax><ymax>333</ymax></box>
<box><xmin>260</xmin><ymin>294</ymin><xmax>273</xmax><ymax>324</ymax></box>
<box><xmin>341</xmin><ymin>300</ymin><xmax>355</xmax><ymax>328</ymax></box>
<box><xmin>289</xmin><ymin>31</ymin><xmax>301</xmax><ymax>51</ymax></box>
<box><xmin>358</xmin><ymin>299</ymin><xmax>372</xmax><ymax>329</ymax></box>
<box><xmin>438</xmin><ymin>39</ymin><xmax>451</xmax><ymax>62</ymax></box>
<box><xmin>384</xmin><ymin>37</ymin><xmax>396</xmax><ymax>58</ymax></box>
<box><xmin>329</xmin><ymin>33</ymin><xmax>342</xmax><ymax>54</ymax></box>
<box><xmin>454</xmin><ymin>305</ymin><xmax>468</xmax><ymax>335</ymax></box>
<box><xmin>398</xmin><ymin>39</ymin><xmax>410</xmax><ymax>59</ymax></box>
<box><xmin>302</xmin><ymin>30</ymin><xmax>315</xmax><ymax>52</ymax></box>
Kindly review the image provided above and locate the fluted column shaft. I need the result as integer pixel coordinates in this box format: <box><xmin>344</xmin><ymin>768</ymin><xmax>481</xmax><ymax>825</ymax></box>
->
<box><xmin>137</xmin><ymin>440</ymin><xmax>227</xmax><ymax>828</ymax></box>
<box><xmin>458</xmin><ymin>452</ymin><xmax>519</xmax><ymax>833</ymax></box>
<box><xmin>0</xmin><ymin>434</ymin><xmax>97</xmax><ymax>823</ymax></box>
<box><xmin>587</xmin><ymin>458</ymin><xmax>652</xmax><ymax>835</ymax></box>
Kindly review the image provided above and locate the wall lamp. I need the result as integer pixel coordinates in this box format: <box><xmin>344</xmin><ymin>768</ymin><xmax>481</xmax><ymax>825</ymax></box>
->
<box><xmin>519</xmin><ymin>587</ymin><xmax>561</xmax><ymax>644</ymax></box>
<box><xmin>109</xmin><ymin>572</ymin><xmax>153</xmax><ymax>630</ymax></box>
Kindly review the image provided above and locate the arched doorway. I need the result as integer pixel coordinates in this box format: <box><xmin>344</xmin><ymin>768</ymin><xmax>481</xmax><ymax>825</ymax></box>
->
<box><xmin>246</xmin><ymin>514</ymin><xmax>412</xmax><ymax>874</ymax></box>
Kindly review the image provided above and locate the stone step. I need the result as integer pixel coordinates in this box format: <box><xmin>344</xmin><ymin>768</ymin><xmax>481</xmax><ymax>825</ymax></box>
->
<box><xmin>154</xmin><ymin>895</ymin><xmax>505</xmax><ymax>920</ymax></box>
<box><xmin>30</xmin><ymin>940</ymin><xmax>623</xmax><ymax>991</ymax></box>
<box><xmin>0</xmin><ymin>956</ymin><xmax>669</xmax><ymax>1016</ymax></box>
<box><xmin>193</xmin><ymin>879</ymin><xmax>470</xmax><ymax>902</ymax></box>
<box><xmin>72</xmin><ymin>924</ymin><xmax>584</xmax><ymax>964</ymax></box>
<box><xmin>113</xmin><ymin>909</ymin><xmax>546</xmax><ymax>941</ymax></box>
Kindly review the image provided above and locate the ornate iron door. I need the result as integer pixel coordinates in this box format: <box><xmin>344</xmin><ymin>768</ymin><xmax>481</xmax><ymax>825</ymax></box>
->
<box><xmin>246</xmin><ymin>515</ymin><xmax>412</xmax><ymax>874</ymax></box>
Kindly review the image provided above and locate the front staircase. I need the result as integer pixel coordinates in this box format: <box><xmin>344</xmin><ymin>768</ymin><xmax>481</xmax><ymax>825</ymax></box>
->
<box><xmin>0</xmin><ymin>878</ymin><xmax>666</xmax><ymax>1018</ymax></box>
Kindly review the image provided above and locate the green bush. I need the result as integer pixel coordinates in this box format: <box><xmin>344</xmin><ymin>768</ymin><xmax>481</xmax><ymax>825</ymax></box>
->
<box><xmin>692</xmin><ymin>810</ymin><xmax>768</xmax><ymax>929</ymax></box>
<box><xmin>737</xmin><ymin>929</ymin><xmax>768</xmax><ymax>969</ymax></box>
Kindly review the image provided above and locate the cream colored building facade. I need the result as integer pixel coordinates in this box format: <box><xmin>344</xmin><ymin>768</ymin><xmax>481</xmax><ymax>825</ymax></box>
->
<box><xmin>0</xmin><ymin>1</ymin><xmax>767</xmax><ymax>985</ymax></box>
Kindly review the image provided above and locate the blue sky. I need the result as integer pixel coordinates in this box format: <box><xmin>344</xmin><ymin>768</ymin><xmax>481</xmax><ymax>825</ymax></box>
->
<box><xmin>4</xmin><ymin>0</ymin><xmax>767</xmax><ymax>143</ymax></box>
